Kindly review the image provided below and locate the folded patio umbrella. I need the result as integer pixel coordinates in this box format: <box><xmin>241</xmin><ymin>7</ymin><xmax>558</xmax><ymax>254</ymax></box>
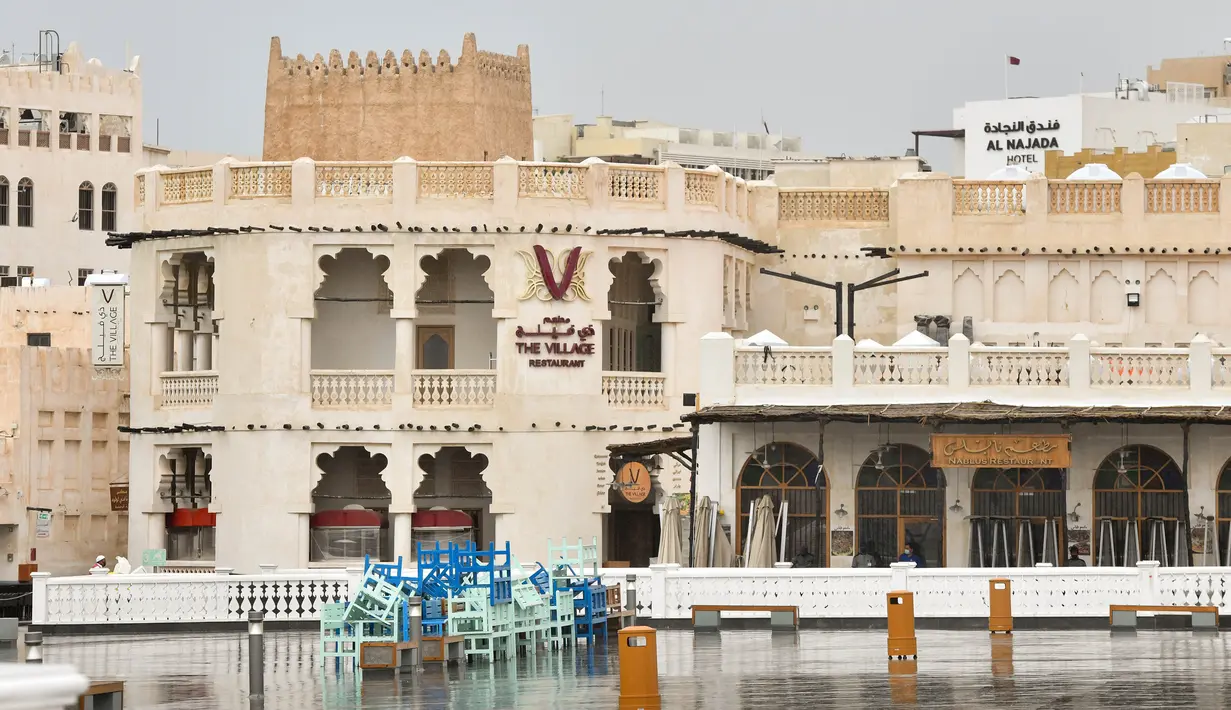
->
<box><xmin>745</xmin><ymin>495</ymin><xmax>777</xmax><ymax>568</ymax></box>
<box><xmin>657</xmin><ymin>495</ymin><xmax>684</xmax><ymax>565</ymax></box>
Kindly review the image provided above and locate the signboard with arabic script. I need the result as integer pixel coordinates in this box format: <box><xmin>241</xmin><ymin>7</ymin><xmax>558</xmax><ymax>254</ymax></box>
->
<box><xmin>931</xmin><ymin>434</ymin><xmax>1071</xmax><ymax>469</ymax></box>
<box><xmin>91</xmin><ymin>284</ymin><xmax>125</xmax><ymax>368</ymax></box>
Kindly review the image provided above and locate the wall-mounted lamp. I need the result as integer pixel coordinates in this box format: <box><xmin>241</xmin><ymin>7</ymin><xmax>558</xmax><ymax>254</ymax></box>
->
<box><xmin>1068</xmin><ymin>502</ymin><xmax>1082</xmax><ymax>523</ymax></box>
<box><xmin>834</xmin><ymin>503</ymin><xmax>848</xmax><ymax>519</ymax></box>
<box><xmin>1126</xmin><ymin>293</ymin><xmax>1141</xmax><ymax>308</ymax></box>
<box><xmin>948</xmin><ymin>498</ymin><xmax>964</xmax><ymax>515</ymax></box>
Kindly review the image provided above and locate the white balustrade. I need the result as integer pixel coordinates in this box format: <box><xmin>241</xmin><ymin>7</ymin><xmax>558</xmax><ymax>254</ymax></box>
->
<box><xmin>161</xmin><ymin>168</ymin><xmax>213</xmax><ymax>205</ymax></box>
<box><xmin>735</xmin><ymin>348</ymin><xmax>833</xmax><ymax>385</ymax></box>
<box><xmin>968</xmin><ymin>347</ymin><xmax>1068</xmax><ymax>387</ymax></box>
<box><xmin>518</xmin><ymin>164</ymin><xmax>587</xmax><ymax>199</ymax></box>
<box><xmin>1214</xmin><ymin>349</ymin><xmax>1231</xmax><ymax>387</ymax></box>
<box><xmin>315</xmin><ymin>163</ymin><xmax>393</xmax><ymax>198</ymax></box>
<box><xmin>608</xmin><ymin>166</ymin><xmax>664</xmax><ymax>203</ymax></box>
<box><xmin>310</xmin><ymin>370</ymin><xmax>395</xmax><ymax>407</ymax></box>
<box><xmin>602</xmin><ymin>372</ymin><xmax>667</xmax><ymax>408</ymax></box>
<box><xmin>1089</xmin><ymin>348</ymin><xmax>1190</xmax><ymax>387</ymax></box>
<box><xmin>229</xmin><ymin>164</ymin><xmax>292</xmax><ymax>199</ymax></box>
<box><xmin>418</xmin><ymin>163</ymin><xmax>494</xmax><ymax>199</ymax></box>
<box><xmin>412</xmin><ymin>370</ymin><xmax>496</xmax><ymax>407</ymax></box>
<box><xmin>853</xmin><ymin>348</ymin><xmax>948</xmax><ymax>385</ymax></box>
<box><xmin>160</xmin><ymin>371</ymin><xmax>219</xmax><ymax>408</ymax></box>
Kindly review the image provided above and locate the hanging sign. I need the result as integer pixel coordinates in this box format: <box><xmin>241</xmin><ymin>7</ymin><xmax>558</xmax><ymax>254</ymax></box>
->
<box><xmin>110</xmin><ymin>483</ymin><xmax>129</xmax><ymax>512</ymax></box>
<box><xmin>931</xmin><ymin>434</ymin><xmax>1071</xmax><ymax>468</ymax></box>
<box><xmin>614</xmin><ymin>462</ymin><xmax>652</xmax><ymax>504</ymax></box>
<box><xmin>91</xmin><ymin>284</ymin><xmax>125</xmax><ymax>368</ymax></box>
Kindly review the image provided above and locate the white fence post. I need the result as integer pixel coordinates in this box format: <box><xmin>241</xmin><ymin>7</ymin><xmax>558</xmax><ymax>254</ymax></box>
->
<box><xmin>890</xmin><ymin>561</ymin><xmax>913</xmax><ymax>590</ymax></box>
<box><xmin>832</xmin><ymin>335</ymin><xmax>855</xmax><ymax>394</ymax></box>
<box><xmin>1136</xmin><ymin>560</ymin><xmax>1161</xmax><ymax>606</ymax></box>
<box><xmin>30</xmin><ymin>572</ymin><xmax>49</xmax><ymax>624</ymax></box>
<box><xmin>649</xmin><ymin>563</ymin><xmax>676</xmax><ymax>619</ymax></box>
<box><xmin>1190</xmin><ymin>333</ymin><xmax>1213</xmax><ymax>393</ymax></box>
<box><xmin>1069</xmin><ymin>334</ymin><xmax>1091</xmax><ymax>393</ymax></box>
<box><xmin>948</xmin><ymin>334</ymin><xmax>970</xmax><ymax>390</ymax></box>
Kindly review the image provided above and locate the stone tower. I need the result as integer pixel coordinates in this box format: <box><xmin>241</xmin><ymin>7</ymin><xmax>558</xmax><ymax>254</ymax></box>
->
<box><xmin>262</xmin><ymin>33</ymin><xmax>533</xmax><ymax>162</ymax></box>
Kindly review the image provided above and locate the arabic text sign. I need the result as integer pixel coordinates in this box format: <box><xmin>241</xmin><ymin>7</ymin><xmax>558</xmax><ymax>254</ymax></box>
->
<box><xmin>91</xmin><ymin>284</ymin><xmax>125</xmax><ymax>367</ymax></box>
<box><xmin>931</xmin><ymin>434</ymin><xmax>1071</xmax><ymax>469</ymax></box>
<box><xmin>35</xmin><ymin>511</ymin><xmax>51</xmax><ymax>539</ymax></box>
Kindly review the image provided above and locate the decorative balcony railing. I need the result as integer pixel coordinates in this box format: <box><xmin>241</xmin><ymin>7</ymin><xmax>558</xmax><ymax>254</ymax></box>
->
<box><xmin>315</xmin><ymin>163</ymin><xmax>393</xmax><ymax>199</ymax></box>
<box><xmin>161</xmin><ymin>169</ymin><xmax>214</xmax><ymax>205</ymax></box>
<box><xmin>952</xmin><ymin>181</ymin><xmax>1025</xmax><ymax>215</ymax></box>
<box><xmin>1048</xmin><ymin>181</ymin><xmax>1121</xmax><ymax>214</ymax></box>
<box><xmin>160</xmin><ymin>371</ymin><xmax>219</xmax><ymax>408</ymax></box>
<box><xmin>518</xmin><ymin>164</ymin><xmax>587</xmax><ymax>200</ymax></box>
<box><xmin>683</xmin><ymin>169</ymin><xmax>719</xmax><ymax>207</ymax></box>
<box><xmin>1145</xmin><ymin>179</ymin><xmax>1220</xmax><ymax>214</ymax></box>
<box><xmin>310</xmin><ymin>370</ymin><xmax>395</xmax><ymax>408</ymax></box>
<box><xmin>714</xmin><ymin>335</ymin><xmax>1231</xmax><ymax>404</ymax></box>
<box><xmin>608</xmin><ymin>166</ymin><xmax>664</xmax><ymax>203</ymax></box>
<box><xmin>602</xmin><ymin>372</ymin><xmax>667</xmax><ymax>409</ymax></box>
<box><xmin>418</xmin><ymin>163</ymin><xmax>494</xmax><ymax>199</ymax></box>
<box><xmin>412</xmin><ymin>370</ymin><xmax>496</xmax><ymax>407</ymax></box>
<box><xmin>778</xmin><ymin>189</ymin><xmax>890</xmax><ymax>222</ymax></box>
<box><xmin>230</xmin><ymin>165</ymin><xmax>292</xmax><ymax>199</ymax></box>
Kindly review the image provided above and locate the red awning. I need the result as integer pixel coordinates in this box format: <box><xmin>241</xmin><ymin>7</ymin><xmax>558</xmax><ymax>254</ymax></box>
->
<box><xmin>168</xmin><ymin>508</ymin><xmax>216</xmax><ymax>528</ymax></box>
<box><xmin>412</xmin><ymin>509</ymin><xmax>472</xmax><ymax>529</ymax></box>
<box><xmin>310</xmin><ymin>509</ymin><xmax>383</xmax><ymax>528</ymax></box>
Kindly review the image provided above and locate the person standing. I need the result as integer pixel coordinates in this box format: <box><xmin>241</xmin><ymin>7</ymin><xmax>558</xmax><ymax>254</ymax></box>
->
<box><xmin>898</xmin><ymin>543</ymin><xmax>925</xmax><ymax>568</ymax></box>
<box><xmin>1064</xmin><ymin>545</ymin><xmax>1087</xmax><ymax>567</ymax></box>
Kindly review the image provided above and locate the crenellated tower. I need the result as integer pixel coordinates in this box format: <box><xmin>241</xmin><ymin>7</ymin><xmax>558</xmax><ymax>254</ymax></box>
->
<box><xmin>262</xmin><ymin>33</ymin><xmax>532</xmax><ymax>162</ymax></box>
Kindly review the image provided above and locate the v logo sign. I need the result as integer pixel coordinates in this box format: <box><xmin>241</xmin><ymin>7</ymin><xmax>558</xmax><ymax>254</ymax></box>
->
<box><xmin>533</xmin><ymin>245</ymin><xmax>582</xmax><ymax>300</ymax></box>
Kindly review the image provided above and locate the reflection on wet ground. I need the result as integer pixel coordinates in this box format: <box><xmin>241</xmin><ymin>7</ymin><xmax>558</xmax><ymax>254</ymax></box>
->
<box><xmin>4</xmin><ymin>628</ymin><xmax>1229</xmax><ymax>708</ymax></box>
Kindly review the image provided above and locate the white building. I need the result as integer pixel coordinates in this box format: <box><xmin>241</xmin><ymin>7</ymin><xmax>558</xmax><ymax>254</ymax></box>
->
<box><xmin>0</xmin><ymin>40</ymin><xmax>143</xmax><ymax>284</ymax></box>
<box><xmin>951</xmin><ymin>85</ymin><xmax>1231</xmax><ymax>179</ymax></box>
<box><xmin>534</xmin><ymin>115</ymin><xmax>821</xmax><ymax>181</ymax></box>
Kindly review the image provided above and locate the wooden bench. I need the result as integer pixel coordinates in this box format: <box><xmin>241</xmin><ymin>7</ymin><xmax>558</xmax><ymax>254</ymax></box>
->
<box><xmin>77</xmin><ymin>680</ymin><xmax>124</xmax><ymax>710</ymax></box>
<box><xmin>1109</xmin><ymin>605</ymin><xmax>1219</xmax><ymax>630</ymax></box>
<box><xmin>419</xmin><ymin>635</ymin><xmax>465</xmax><ymax>664</ymax></box>
<box><xmin>359</xmin><ymin>640</ymin><xmax>418</xmax><ymax>670</ymax></box>
<box><xmin>692</xmin><ymin>605</ymin><xmax>799</xmax><ymax>631</ymax></box>
<box><xmin>606</xmin><ymin>585</ymin><xmax>636</xmax><ymax>629</ymax></box>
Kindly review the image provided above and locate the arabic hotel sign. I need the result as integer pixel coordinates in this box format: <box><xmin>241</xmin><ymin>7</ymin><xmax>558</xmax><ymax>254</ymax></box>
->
<box><xmin>931</xmin><ymin>434</ymin><xmax>1071</xmax><ymax>469</ymax></box>
<box><xmin>983</xmin><ymin>119</ymin><xmax>1062</xmax><ymax>167</ymax></box>
<box><xmin>91</xmin><ymin>283</ymin><xmax>125</xmax><ymax>368</ymax></box>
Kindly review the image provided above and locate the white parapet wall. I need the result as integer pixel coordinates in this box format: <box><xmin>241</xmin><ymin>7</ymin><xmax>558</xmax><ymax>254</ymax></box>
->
<box><xmin>0</xmin><ymin>664</ymin><xmax>90</xmax><ymax>710</ymax></box>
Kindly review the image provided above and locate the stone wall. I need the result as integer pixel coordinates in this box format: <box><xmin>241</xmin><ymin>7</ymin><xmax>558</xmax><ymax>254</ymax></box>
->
<box><xmin>261</xmin><ymin>34</ymin><xmax>533</xmax><ymax>162</ymax></box>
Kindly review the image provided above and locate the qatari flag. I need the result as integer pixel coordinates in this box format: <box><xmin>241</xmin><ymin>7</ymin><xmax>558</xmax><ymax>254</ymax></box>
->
<box><xmin>1008</xmin><ymin>56</ymin><xmax>1021</xmax><ymax>65</ymax></box>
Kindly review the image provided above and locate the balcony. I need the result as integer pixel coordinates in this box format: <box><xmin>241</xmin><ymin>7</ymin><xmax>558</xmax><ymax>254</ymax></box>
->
<box><xmin>161</xmin><ymin>371</ymin><xmax>219</xmax><ymax>408</ymax></box>
<box><xmin>708</xmin><ymin>333</ymin><xmax>1231</xmax><ymax>408</ymax></box>
<box><xmin>602</xmin><ymin>372</ymin><xmax>667</xmax><ymax>409</ymax></box>
<box><xmin>412</xmin><ymin>370</ymin><xmax>496</xmax><ymax>407</ymax></box>
<box><xmin>311</xmin><ymin>371</ymin><xmax>394</xmax><ymax>408</ymax></box>
<box><xmin>135</xmin><ymin>158</ymin><xmax>751</xmax><ymax>235</ymax></box>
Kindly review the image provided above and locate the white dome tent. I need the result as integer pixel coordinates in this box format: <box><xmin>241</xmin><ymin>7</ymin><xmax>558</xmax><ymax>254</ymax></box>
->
<box><xmin>892</xmin><ymin>330</ymin><xmax>941</xmax><ymax>347</ymax></box>
<box><xmin>959</xmin><ymin>165</ymin><xmax>1031</xmax><ymax>215</ymax></box>
<box><xmin>1066</xmin><ymin>164</ymin><xmax>1122</xmax><ymax>181</ymax></box>
<box><xmin>1154</xmin><ymin>163</ymin><xmax>1207</xmax><ymax>179</ymax></box>
<box><xmin>986</xmin><ymin>165</ymin><xmax>1033</xmax><ymax>181</ymax></box>
<box><xmin>744</xmin><ymin>330</ymin><xmax>788</xmax><ymax>347</ymax></box>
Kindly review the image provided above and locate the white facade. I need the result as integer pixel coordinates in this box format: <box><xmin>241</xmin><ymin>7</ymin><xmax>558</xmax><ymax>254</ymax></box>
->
<box><xmin>0</xmin><ymin>43</ymin><xmax>143</xmax><ymax>283</ymax></box>
<box><xmin>953</xmin><ymin>93</ymin><xmax>1231</xmax><ymax>179</ymax></box>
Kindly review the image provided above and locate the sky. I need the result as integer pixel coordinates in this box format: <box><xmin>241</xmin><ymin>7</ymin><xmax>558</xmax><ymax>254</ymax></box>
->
<box><xmin>8</xmin><ymin>0</ymin><xmax>1231</xmax><ymax>172</ymax></box>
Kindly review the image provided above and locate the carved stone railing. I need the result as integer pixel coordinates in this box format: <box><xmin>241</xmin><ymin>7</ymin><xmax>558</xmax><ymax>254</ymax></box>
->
<box><xmin>315</xmin><ymin>163</ymin><xmax>394</xmax><ymax>198</ymax></box>
<box><xmin>602</xmin><ymin>372</ymin><xmax>667</xmax><ymax>409</ymax></box>
<box><xmin>310</xmin><ymin>370</ymin><xmax>395</xmax><ymax>408</ymax></box>
<box><xmin>161</xmin><ymin>168</ymin><xmax>214</xmax><ymax>205</ymax></box>
<box><xmin>952</xmin><ymin>181</ymin><xmax>1025</xmax><ymax>215</ymax></box>
<box><xmin>1214</xmin><ymin>349</ymin><xmax>1231</xmax><ymax>388</ymax></box>
<box><xmin>1089</xmin><ymin>348</ymin><xmax>1190</xmax><ymax>387</ymax></box>
<box><xmin>412</xmin><ymin>370</ymin><xmax>496</xmax><ymax>407</ymax></box>
<box><xmin>418</xmin><ymin>163</ymin><xmax>494</xmax><ymax>199</ymax></box>
<box><xmin>1048</xmin><ymin>181</ymin><xmax>1121</xmax><ymax>214</ymax></box>
<box><xmin>968</xmin><ymin>347</ymin><xmax>1068</xmax><ymax>387</ymax></box>
<box><xmin>517</xmin><ymin>164</ymin><xmax>587</xmax><ymax>199</ymax></box>
<box><xmin>684</xmin><ymin>169</ymin><xmax>719</xmax><ymax>206</ymax></box>
<box><xmin>160</xmin><ymin>371</ymin><xmax>219</xmax><ymax>408</ymax></box>
<box><xmin>778</xmin><ymin>189</ymin><xmax>890</xmax><ymax>222</ymax></box>
<box><xmin>853</xmin><ymin>349</ymin><xmax>948</xmax><ymax>385</ymax></box>
<box><xmin>734</xmin><ymin>348</ymin><xmax>834</xmax><ymax>385</ymax></box>
<box><xmin>608</xmin><ymin>166</ymin><xmax>664</xmax><ymax>203</ymax></box>
<box><xmin>1145</xmin><ymin>179</ymin><xmax>1220</xmax><ymax>214</ymax></box>
<box><xmin>230</xmin><ymin>164</ymin><xmax>292</xmax><ymax>199</ymax></box>
<box><xmin>135</xmin><ymin>174</ymin><xmax>145</xmax><ymax>207</ymax></box>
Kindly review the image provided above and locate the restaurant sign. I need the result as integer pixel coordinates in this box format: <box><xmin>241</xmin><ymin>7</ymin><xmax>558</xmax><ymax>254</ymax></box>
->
<box><xmin>930</xmin><ymin>434</ymin><xmax>1071</xmax><ymax>469</ymax></box>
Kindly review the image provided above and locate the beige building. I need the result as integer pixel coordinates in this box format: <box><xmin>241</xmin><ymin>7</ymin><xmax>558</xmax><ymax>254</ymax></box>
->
<box><xmin>534</xmin><ymin>115</ymin><xmax>818</xmax><ymax>181</ymax></box>
<box><xmin>0</xmin><ymin>285</ymin><xmax>130</xmax><ymax>579</ymax></box>
<box><xmin>1148</xmin><ymin>54</ymin><xmax>1231</xmax><ymax>100</ymax></box>
<box><xmin>263</xmin><ymin>34</ymin><xmax>533</xmax><ymax>163</ymax></box>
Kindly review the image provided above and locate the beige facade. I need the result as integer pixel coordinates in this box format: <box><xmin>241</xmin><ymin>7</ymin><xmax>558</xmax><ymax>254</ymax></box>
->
<box><xmin>1148</xmin><ymin>54</ymin><xmax>1231</xmax><ymax>100</ymax></box>
<box><xmin>0</xmin><ymin>286</ymin><xmax>129</xmax><ymax>579</ymax></box>
<box><xmin>1177</xmin><ymin>123</ymin><xmax>1231</xmax><ymax>176</ymax></box>
<box><xmin>263</xmin><ymin>34</ymin><xmax>533</xmax><ymax>163</ymax></box>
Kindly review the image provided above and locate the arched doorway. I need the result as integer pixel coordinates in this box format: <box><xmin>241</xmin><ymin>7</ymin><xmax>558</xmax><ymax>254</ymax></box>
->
<box><xmin>1094</xmin><ymin>444</ymin><xmax>1187</xmax><ymax>566</ymax></box>
<box><xmin>1218</xmin><ymin>461</ymin><xmax>1231</xmax><ymax>566</ymax></box>
<box><xmin>970</xmin><ymin>468</ymin><xmax>1065</xmax><ymax>566</ymax></box>
<box><xmin>856</xmin><ymin>444</ymin><xmax>945</xmax><ymax>567</ymax></box>
<box><xmin>736</xmin><ymin>442</ymin><xmax>827</xmax><ymax>566</ymax></box>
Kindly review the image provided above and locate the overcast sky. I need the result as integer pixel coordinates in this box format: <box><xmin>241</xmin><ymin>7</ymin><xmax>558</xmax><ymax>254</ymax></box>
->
<box><xmin>8</xmin><ymin>0</ymin><xmax>1231</xmax><ymax>171</ymax></box>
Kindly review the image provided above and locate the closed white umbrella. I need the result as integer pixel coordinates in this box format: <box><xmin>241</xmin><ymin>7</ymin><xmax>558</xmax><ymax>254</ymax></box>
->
<box><xmin>657</xmin><ymin>496</ymin><xmax>684</xmax><ymax>565</ymax></box>
<box><xmin>712</xmin><ymin>522</ymin><xmax>737</xmax><ymax>568</ymax></box>
<box><xmin>691</xmin><ymin>496</ymin><xmax>713</xmax><ymax>567</ymax></box>
<box><xmin>745</xmin><ymin>495</ymin><xmax>777</xmax><ymax>568</ymax></box>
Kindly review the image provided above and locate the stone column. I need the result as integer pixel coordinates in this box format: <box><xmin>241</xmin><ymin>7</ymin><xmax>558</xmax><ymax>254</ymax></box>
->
<box><xmin>392</xmin><ymin>513</ymin><xmax>413</xmax><ymax>562</ymax></box>
<box><xmin>150</xmin><ymin>322</ymin><xmax>168</xmax><ymax>393</ymax></box>
<box><xmin>174</xmin><ymin>327</ymin><xmax>192</xmax><ymax>372</ymax></box>
<box><xmin>395</xmin><ymin>318</ymin><xmax>414</xmax><ymax>395</ymax></box>
<box><xmin>698</xmin><ymin>332</ymin><xmax>735</xmax><ymax>406</ymax></box>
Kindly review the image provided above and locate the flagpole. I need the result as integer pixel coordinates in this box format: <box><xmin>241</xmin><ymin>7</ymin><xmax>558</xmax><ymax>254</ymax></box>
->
<box><xmin>1004</xmin><ymin>55</ymin><xmax>1009</xmax><ymax>99</ymax></box>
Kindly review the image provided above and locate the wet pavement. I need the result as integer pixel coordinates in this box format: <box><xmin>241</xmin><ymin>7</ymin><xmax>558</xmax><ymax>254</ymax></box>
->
<box><xmin>4</xmin><ymin>628</ymin><xmax>1229</xmax><ymax>708</ymax></box>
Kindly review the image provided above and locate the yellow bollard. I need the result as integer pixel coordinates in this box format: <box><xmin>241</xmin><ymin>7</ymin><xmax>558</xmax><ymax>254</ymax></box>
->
<box><xmin>989</xmin><ymin>578</ymin><xmax>1013</xmax><ymax>634</ymax></box>
<box><xmin>618</xmin><ymin>626</ymin><xmax>662</xmax><ymax>710</ymax></box>
<box><xmin>886</xmin><ymin>591</ymin><xmax>917</xmax><ymax>659</ymax></box>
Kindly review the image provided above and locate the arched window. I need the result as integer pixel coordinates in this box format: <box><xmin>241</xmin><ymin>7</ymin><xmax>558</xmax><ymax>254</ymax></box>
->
<box><xmin>970</xmin><ymin>468</ymin><xmax>1065</xmax><ymax>566</ymax></box>
<box><xmin>0</xmin><ymin>176</ymin><xmax>8</xmax><ymax>226</ymax></box>
<box><xmin>1214</xmin><ymin>460</ymin><xmax>1231</xmax><ymax>566</ymax></box>
<box><xmin>856</xmin><ymin>444</ymin><xmax>945</xmax><ymax>567</ymax></box>
<box><xmin>1094</xmin><ymin>445</ymin><xmax>1186</xmax><ymax>566</ymax></box>
<box><xmin>737</xmin><ymin>442</ymin><xmax>827</xmax><ymax>566</ymax></box>
<box><xmin>78</xmin><ymin>181</ymin><xmax>94</xmax><ymax>230</ymax></box>
<box><xmin>101</xmin><ymin>183</ymin><xmax>117</xmax><ymax>231</ymax></box>
<box><xmin>16</xmin><ymin>178</ymin><xmax>33</xmax><ymax>227</ymax></box>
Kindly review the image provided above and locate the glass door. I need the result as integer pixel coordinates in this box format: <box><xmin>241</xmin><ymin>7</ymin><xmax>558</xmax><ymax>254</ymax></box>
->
<box><xmin>900</xmin><ymin>517</ymin><xmax>943</xmax><ymax>568</ymax></box>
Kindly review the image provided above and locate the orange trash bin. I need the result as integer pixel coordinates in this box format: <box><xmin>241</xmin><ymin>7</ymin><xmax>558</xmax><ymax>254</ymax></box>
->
<box><xmin>989</xmin><ymin>578</ymin><xmax>1013</xmax><ymax>633</ymax></box>
<box><xmin>618</xmin><ymin>626</ymin><xmax>662</xmax><ymax>709</ymax></box>
<box><xmin>887</xmin><ymin>591</ymin><xmax>917</xmax><ymax>659</ymax></box>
